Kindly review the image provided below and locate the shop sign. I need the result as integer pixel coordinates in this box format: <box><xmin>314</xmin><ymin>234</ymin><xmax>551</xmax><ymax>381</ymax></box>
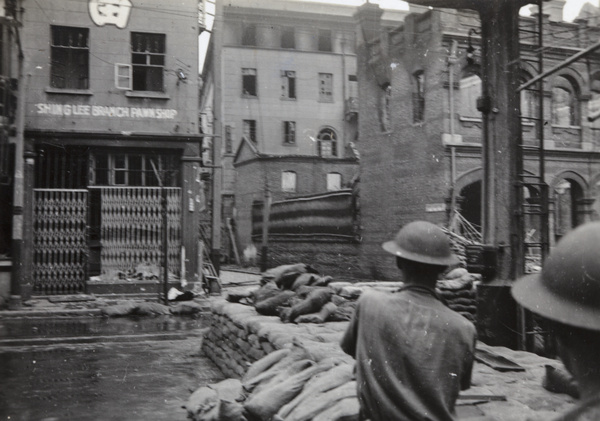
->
<box><xmin>34</xmin><ymin>103</ymin><xmax>178</xmax><ymax>119</ymax></box>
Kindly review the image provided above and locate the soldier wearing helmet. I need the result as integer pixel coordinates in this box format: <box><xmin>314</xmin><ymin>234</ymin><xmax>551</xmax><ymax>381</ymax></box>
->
<box><xmin>340</xmin><ymin>221</ymin><xmax>477</xmax><ymax>421</ymax></box>
<box><xmin>512</xmin><ymin>221</ymin><xmax>600</xmax><ymax>421</ymax></box>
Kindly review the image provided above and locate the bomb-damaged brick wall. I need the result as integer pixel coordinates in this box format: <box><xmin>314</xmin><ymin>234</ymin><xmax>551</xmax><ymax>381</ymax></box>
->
<box><xmin>355</xmin><ymin>8</ymin><xmax>453</xmax><ymax>280</ymax></box>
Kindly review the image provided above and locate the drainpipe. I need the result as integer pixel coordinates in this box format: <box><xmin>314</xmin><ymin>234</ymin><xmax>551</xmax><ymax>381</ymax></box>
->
<box><xmin>448</xmin><ymin>40</ymin><xmax>458</xmax><ymax>218</ymax></box>
<box><xmin>10</xmin><ymin>7</ymin><xmax>26</xmax><ymax>308</ymax></box>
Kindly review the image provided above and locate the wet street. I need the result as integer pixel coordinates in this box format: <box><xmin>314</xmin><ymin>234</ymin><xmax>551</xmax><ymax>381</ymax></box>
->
<box><xmin>0</xmin><ymin>315</ymin><xmax>224</xmax><ymax>421</ymax></box>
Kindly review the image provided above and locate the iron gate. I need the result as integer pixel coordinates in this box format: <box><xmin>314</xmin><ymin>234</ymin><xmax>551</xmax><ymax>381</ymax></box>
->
<box><xmin>33</xmin><ymin>189</ymin><xmax>88</xmax><ymax>295</ymax></box>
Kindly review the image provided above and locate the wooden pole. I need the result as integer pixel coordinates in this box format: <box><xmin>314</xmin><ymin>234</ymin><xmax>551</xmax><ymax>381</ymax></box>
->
<box><xmin>260</xmin><ymin>185</ymin><xmax>272</xmax><ymax>272</ymax></box>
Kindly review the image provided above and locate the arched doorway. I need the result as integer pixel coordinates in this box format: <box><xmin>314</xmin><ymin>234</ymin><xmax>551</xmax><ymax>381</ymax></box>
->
<box><xmin>551</xmin><ymin>173</ymin><xmax>586</xmax><ymax>243</ymax></box>
<box><xmin>460</xmin><ymin>181</ymin><xmax>482</xmax><ymax>233</ymax></box>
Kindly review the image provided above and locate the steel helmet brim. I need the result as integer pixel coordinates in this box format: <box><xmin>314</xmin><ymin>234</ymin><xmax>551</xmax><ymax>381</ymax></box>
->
<box><xmin>512</xmin><ymin>273</ymin><xmax>600</xmax><ymax>331</ymax></box>
<box><xmin>382</xmin><ymin>239</ymin><xmax>460</xmax><ymax>267</ymax></box>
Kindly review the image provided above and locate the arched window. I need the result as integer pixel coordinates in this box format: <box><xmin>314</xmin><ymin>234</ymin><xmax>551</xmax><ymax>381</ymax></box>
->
<box><xmin>589</xmin><ymin>72</ymin><xmax>600</xmax><ymax>126</ymax></box>
<box><xmin>459</xmin><ymin>70</ymin><xmax>481</xmax><ymax>118</ymax></box>
<box><xmin>317</xmin><ymin>128</ymin><xmax>338</xmax><ymax>157</ymax></box>
<box><xmin>552</xmin><ymin>76</ymin><xmax>579</xmax><ymax>126</ymax></box>
<box><xmin>519</xmin><ymin>72</ymin><xmax>538</xmax><ymax>121</ymax></box>
<box><xmin>281</xmin><ymin>171</ymin><xmax>296</xmax><ymax>192</ymax></box>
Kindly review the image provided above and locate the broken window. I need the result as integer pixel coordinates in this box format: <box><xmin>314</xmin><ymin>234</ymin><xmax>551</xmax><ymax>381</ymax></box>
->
<box><xmin>242</xmin><ymin>68</ymin><xmax>257</xmax><ymax>97</ymax></box>
<box><xmin>51</xmin><ymin>26</ymin><xmax>89</xmax><ymax>89</ymax></box>
<box><xmin>283</xmin><ymin>121</ymin><xmax>296</xmax><ymax>144</ymax></box>
<box><xmin>243</xmin><ymin>120</ymin><xmax>257</xmax><ymax>144</ymax></box>
<box><xmin>131</xmin><ymin>32</ymin><xmax>165</xmax><ymax>92</ymax></box>
<box><xmin>319</xmin><ymin>73</ymin><xmax>333</xmax><ymax>102</ymax></box>
<box><xmin>318</xmin><ymin>29</ymin><xmax>332</xmax><ymax>52</ymax></box>
<box><xmin>281</xmin><ymin>26</ymin><xmax>295</xmax><ymax>49</ymax></box>
<box><xmin>281</xmin><ymin>70</ymin><xmax>296</xmax><ymax>99</ymax></box>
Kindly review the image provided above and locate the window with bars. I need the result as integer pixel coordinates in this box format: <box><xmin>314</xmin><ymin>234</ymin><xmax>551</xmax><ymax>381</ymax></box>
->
<box><xmin>319</xmin><ymin>73</ymin><xmax>333</xmax><ymax>102</ymax></box>
<box><xmin>90</xmin><ymin>153</ymin><xmax>179</xmax><ymax>187</ymax></box>
<box><xmin>281</xmin><ymin>26</ymin><xmax>295</xmax><ymax>49</ymax></box>
<box><xmin>243</xmin><ymin>120</ymin><xmax>257</xmax><ymax>144</ymax></box>
<box><xmin>281</xmin><ymin>70</ymin><xmax>296</xmax><ymax>99</ymax></box>
<box><xmin>50</xmin><ymin>26</ymin><xmax>89</xmax><ymax>89</ymax></box>
<box><xmin>131</xmin><ymin>32</ymin><xmax>165</xmax><ymax>92</ymax></box>
<box><xmin>413</xmin><ymin>71</ymin><xmax>425</xmax><ymax>123</ymax></box>
<box><xmin>318</xmin><ymin>29</ymin><xmax>332</xmax><ymax>52</ymax></box>
<box><xmin>283</xmin><ymin>121</ymin><xmax>296</xmax><ymax>144</ymax></box>
<box><xmin>242</xmin><ymin>68</ymin><xmax>257</xmax><ymax>97</ymax></box>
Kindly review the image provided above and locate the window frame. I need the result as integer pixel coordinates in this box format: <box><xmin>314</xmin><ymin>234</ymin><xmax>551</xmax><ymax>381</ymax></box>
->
<box><xmin>318</xmin><ymin>29</ymin><xmax>332</xmax><ymax>52</ymax></box>
<box><xmin>130</xmin><ymin>32</ymin><xmax>166</xmax><ymax>93</ymax></box>
<box><xmin>326</xmin><ymin>172</ymin><xmax>342</xmax><ymax>191</ymax></box>
<box><xmin>242</xmin><ymin>68</ymin><xmax>258</xmax><ymax>97</ymax></box>
<box><xmin>281</xmin><ymin>70</ymin><xmax>296</xmax><ymax>100</ymax></box>
<box><xmin>551</xmin><ymin>76</ymin><xmax>579</xmax><ymax>127</ymax></box>
<box><xmin>50</xmin><ymin>25</ymin><xmax>90</xmax><ymax>90</ymax></box>
<box><xmin>281</xmin><ymin>170</ymin><xmax>297</xmax><ymax>193</ymax></box>
<box><xmin>412</xmin><ymin>70</ymin><xmax>425</xmax><ymax>123</ymax></box>
<box><xmin>318</xmin><ymin>72</ymin><xmax>333</xmax><ymax>103</ymax></box>
<box><xmin>283</xmin><ymin>121</ymin><xmax>296</xmax><ymax>145</ymax></box>
<box><xmin>317</xmin><ymin>127</ymin><xmax>338</xmax><ymax>157</ymax></box>
<box><xmin>243</xmin><ymin>119</ymin><xmax>257</xmax><ymax>144</ymax></box>
<box><xmin>90</xmin><ymin>152</ymin><xmax>179</xmax><ymax>187</ymax></box>
<box><xmin>281</xmin><ymin>26</ymin><xmax>295</xmax><ymax>49</ymax></box>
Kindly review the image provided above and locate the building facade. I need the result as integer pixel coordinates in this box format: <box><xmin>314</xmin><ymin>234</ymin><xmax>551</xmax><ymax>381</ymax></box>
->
<box><xmin>355</xmin><ymin>1</ymin><xmax>600</xmax><ymax>280</ymax></box>
<box><xmin>7</xmin><ymin>0</ymin><xmax>205</xmax><ymax>298</ymax></box>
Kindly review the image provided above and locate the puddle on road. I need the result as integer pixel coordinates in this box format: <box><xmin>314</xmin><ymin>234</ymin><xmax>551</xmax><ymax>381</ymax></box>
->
<box><xmin>0</xmin><ymin>316</ymin><xmax>224</xmax><ymax>421</ymax></box>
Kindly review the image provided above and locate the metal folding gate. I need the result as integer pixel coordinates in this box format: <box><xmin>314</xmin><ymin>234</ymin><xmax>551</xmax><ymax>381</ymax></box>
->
<box><xmin>33</xmin><ymin>189</ymin><xmax>88</xmax><ymax>295</ymax></box>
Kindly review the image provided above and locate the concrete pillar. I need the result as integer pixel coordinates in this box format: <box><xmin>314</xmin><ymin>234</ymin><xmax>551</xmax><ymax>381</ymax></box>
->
<box><xmin>181</xmin><ymin>152</ymin><xmax>203</xmax><ymax>286</ymax></box>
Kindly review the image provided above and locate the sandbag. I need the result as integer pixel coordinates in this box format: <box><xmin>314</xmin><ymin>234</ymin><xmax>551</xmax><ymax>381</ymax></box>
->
<box><xmin>255</xmin><ymin>290</ymin><xmax>296</xmax><ymax>316</ymax></box>
<box><xmin>291</xmin><ymin>273</ymin><xmax>318</xmax><ymax>291</ymax></box>
<box><xmin>170</xmin><ymin>301</ymin><xmax>204</xmax><ymax>315</ymax></box>
<box><xmin>285</xmin><ymin>288</ymin><xmax>333</xmax><ymax>323</ymax></box>
<box><xmin>133</xmin><ymin>301</ymin><xmax>171</xmax><ymax>316</ymax></box>
<box><xmin>312</xmin><ymin>397</ymin><xmax>360</xmax><ymax>421</ymax></box>
<box><xmin>242</xmin><ymin>348</ymin><xmax>291</xmax><ymax>384</ymax></box>
<box><xmin>252</xmin><ymin>282</ymin><xmax>281</xmax><ymax>304</ymax></box>
<box><xmin>244</xmin><ymin>363</ymin><xmax>332</xmax><ymax>421</ymax></box>
<box><xmin>294</xmin><ymin>302</ymin><xmax>337</xmax><ymax>324</ymax></box>
<box><xmin>253</xmin><ymin>359</ymin><xmax>315</xmax><ymax>395</ymax></box>
<box><xmin>444</xmin><ymin>267</ymin><xmax>468</xmax><ymax>280</ymax></box>
<box><xmin>276</xmin><ymin>363</ymin><xmax>355</xmax><ymax>420</ymax></box>
<box><xmin>312</xmin><ymin>275</ymin><xmax>333</xmax><ymax>287</ymax></box>
<box><xmin>211</xmin><ymin>379</ymin><xmax>244</xmax><ymax>403</ymax></box>
<box><xmin>329</xmin><ymin>301</ymin><xmax>357</xmax><ymax>322</ymax></box>
<box><xmin>242</xmin><ymin>349</ymin><xmax>308</xmax><ymax>393</ymax></box>
<box><xmin>285</xmin><ymin>381</ymin><xmax>357</xmax><ymax>421</ymax></box>
<box><xmin>185</xmin><ymin>386</ymin><xmax>219</xmax><ymax>421</ymax></box>
<box><xmin>101</xmin><ymin>302</ymin><xmax>137</xmax><ymax>317</ymax></box>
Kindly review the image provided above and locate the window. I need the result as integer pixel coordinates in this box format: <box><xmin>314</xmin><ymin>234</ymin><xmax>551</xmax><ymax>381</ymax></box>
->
<box><xmin>327</xmin><ymin>173</ymin><xmax>342</xmax><ymax>191</ymax></box>
<box><xmin>520</xmin><ymin>74</ymin><xmax>538</xmax><ymax>122</ymax></box>
<box><xmin>242</xmin><ymin>23</ymin><xmax>257</xmax><ymax>46</ymax></box>
<box><xmin>242</xmin><ymin>68</ymin><xmax>257</xmax><ymax>97</ymax></box>
<box><xmin>317</xmin><ymin>128</ymin><xmax>338</xmax><ymax>157</ymax></box>
<box><xmin>90</xmin><ymin>153</ymin><xmax>179</xmax><ymax>187</ymax></box>
<box><xmin>131</xmin><ymin>32</ymin><xmax>165</xmax><ymax>92</ymax></box>
<box><xmin>243</xmin><ymin>120</ymin><xmax>257</xmax><ymax>144</ymax></box>
<box><xmin>552</xmin><ymin>76</ymin><xmax>579</xmax><ymax>126</ymax></box>
<box><xmin>281</xmin><ymin>26</ymin><xmax>295</xmax><ymax>49</ymax></box>
<box><xmin>348</xmin><ymin>75</ymin><xmax>358</xmax><ymax>99</ymax></box>
<box><xmin>283</xmin><ymin>121</ymin><xmax>296</xmax><ymax>144</ymax></box>
<box><xmin>282</xmin><ymin>171</ymin><xmax>297</xmax><ymax>192</ymax></box>
<box><xmin>459</xmin><ymin>71</ymin><xmax>481</xmax><ymax>118</ymax></box>
<box><xmin>50</xmin><ymin>26</ymin><xmax>89</xmax><ymax>89</ymax></box>
<box><xmin>318</xmin><ymin>29</ymin><xmax>332</xmax><ymax>52</ymax></box>
<box><xmin>225</xmin><ymin>125</ymin><xmax>233</xmax><ymax>154</ymax></box>
<box><xmin>413</xmin><ymin>71</ymin><xmax>425</xmax><ymax>123</ymax></box>
<box><xmin>319</xmin><ymin>73</ymin><xmax>333</xmax><ymax>102</ymax></box>
<box><xmin>281</xmin><ymin>71</ymin><xmax>296</xmax><ymax>99</ymax></box>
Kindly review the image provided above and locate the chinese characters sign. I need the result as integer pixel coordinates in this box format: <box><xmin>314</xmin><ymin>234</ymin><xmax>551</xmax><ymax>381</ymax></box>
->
<box><xmin>89</xmin><ymin>0</ymin><xmax>133</xmax><ymax>29</ymax></box>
